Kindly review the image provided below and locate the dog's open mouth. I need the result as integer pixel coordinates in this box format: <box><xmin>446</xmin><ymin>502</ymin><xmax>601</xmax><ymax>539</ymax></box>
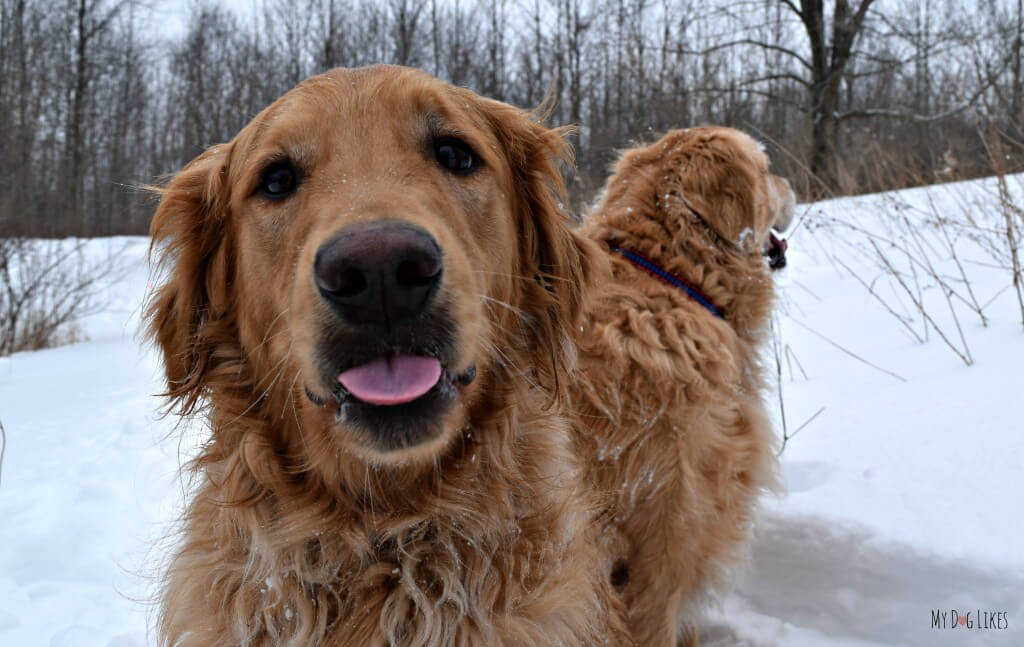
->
<box><xmin>335</xmin><ymin>357</ymin><xmax>475</xmax><ymax>451</ymax></box>
<box><xmin>764</xmin><ymin>231</ymin><xmax>788</xmax><ymax>271</ymax></box>
<box><xmin>308</xmin><ymin>341</ymin><xmax>477</xmax><ymax>451</ymax></box>
<box><xmin>338</xmin><ymin>355</ymin><xmax>443</xmax><ymax>406</ymax></box>
<box><xmin>307</xmin><ymin>306</ymin><xmax>480</xmax><ymax>451</ymax></box>
<box><xmin>333</xmin><ymin>355</ymin><xmax>476</xmax><ymax>408</ymax></box>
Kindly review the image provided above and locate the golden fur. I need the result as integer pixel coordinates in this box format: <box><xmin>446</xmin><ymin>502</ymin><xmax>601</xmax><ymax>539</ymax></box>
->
<box><xmin>572</xmin><ymin>127</ymin><xmax>792</xmax><ymax>646</ymax></box>
<box><xmin>146</xmin><ymin>65</ymin><xmax>631</xmax><ymax>646</ymax></box>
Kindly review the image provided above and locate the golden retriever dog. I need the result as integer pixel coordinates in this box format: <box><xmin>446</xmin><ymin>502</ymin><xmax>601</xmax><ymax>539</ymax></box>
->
<box><xmin>146</xmin><ymin>65</ymin><xmax>631</xmax><ymax>646</ymax></box>
<box><xmin>571</xmin><ymin>127</ymin><xmax>793</xmax><ymax>646</ymax></box>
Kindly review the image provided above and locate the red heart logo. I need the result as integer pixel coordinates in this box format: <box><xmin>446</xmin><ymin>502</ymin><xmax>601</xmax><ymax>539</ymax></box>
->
<box><xmin>958</xmin><ymin>616</ymin><xmax>967</xmax><ymax>627</ymax></box>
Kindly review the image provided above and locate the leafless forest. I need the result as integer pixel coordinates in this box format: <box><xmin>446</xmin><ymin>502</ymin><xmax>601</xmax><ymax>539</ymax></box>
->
<box><xmin>2</xmin><ymin>0</ymin><xmax>1024</xmax><ymax>236</ymax></box>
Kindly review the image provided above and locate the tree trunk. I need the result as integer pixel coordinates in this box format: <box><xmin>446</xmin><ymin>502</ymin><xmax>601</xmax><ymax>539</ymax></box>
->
<box><xmin>797</xmin><ymin>0</ymin><xmax>875</xmax><ymax>194</ymax></box>
<box><xmin>67</xmin><ymin>0</ymin><xmax>88</xmax><ymax>233</ymax></box>
<box><xmin>1013</xmin><ymin>0</ymin><xmax>1023</xmax><ymax>134</ymax></box>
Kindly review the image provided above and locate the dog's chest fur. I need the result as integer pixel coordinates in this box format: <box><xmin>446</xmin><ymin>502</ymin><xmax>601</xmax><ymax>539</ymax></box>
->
<box><xmin>160</xmin><ymin>410</ymin><xmax>618</xmax><ymax>647</ymax></box>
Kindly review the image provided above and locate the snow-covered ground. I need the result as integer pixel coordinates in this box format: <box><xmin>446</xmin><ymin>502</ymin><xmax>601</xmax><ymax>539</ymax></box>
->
<box><xmin>712</xmin><ymin>175</ymin><xmax>1024</xmax><ymax>646</ymax></box>
<box><xmin>2</xmin><ymin>177</ymin><xmax>1023</xmax><ymax>646</ymax></box>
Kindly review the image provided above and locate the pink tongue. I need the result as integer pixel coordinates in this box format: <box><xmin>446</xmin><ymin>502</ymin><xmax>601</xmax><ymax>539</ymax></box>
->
<box><xmin>338</xmin><ymin>356</ymin><xmax>442</xmax><ymax>406</ymax></box>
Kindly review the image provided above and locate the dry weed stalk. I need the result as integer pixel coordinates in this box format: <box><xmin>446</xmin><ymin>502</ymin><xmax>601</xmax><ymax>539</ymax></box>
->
<box><xmin>0</xmin><ymin>238</ymin><xmax>119</xmax><ymax>356</ymax></box>
<box><xmin>989</xmin><ymin>153</ymin><xmax>1024</xmax><ymax>327</ymax></box>
<box><xmin>822</xmin><ymin>209</ymin><xmax>976</xmax><ymax>366</ymax></box>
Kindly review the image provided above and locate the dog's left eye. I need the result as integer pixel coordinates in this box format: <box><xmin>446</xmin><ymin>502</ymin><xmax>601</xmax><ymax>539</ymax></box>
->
<box><xmin>434</xmin><ymin>138</ymin><xmax>480</xmax><ymax>175</ymax></box>
<box><xmin>258</xmin><ymin>163</ymin><xmax>298</xmax><ymax>200</ymax></box>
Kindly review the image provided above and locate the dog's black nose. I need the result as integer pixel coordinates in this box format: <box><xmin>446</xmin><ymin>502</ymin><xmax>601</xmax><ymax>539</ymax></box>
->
<box><xmin>314</xmin><ymin>220</ymin><xmax>442</xmax><ymax>326</ymax></box>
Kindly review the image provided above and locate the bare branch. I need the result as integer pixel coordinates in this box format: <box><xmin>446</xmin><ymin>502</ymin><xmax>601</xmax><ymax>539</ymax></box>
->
<box><xmin>779</xmin><ymin>0</ymin><xmax>803</xmax><ymax>19</ymax></box>
<box><xmin>696</xmin><ymin>86</ymin><xmax>809</xmax><ymax>111</ymax></box>
<box><xmin>670</xmin><ymin>38</ymin><xmax>813</xmax><ymax>71</ymax></box>
<box><xmin>838</xmin><ymin>102</ymin><xmax>975</xmax><ymax>123</ymax></box>
<box><xmin>790</xmin><ymin>406</ymin><xmax>825</xmax><ymax>440</ymax></box>
<box><xmin>738</xmin><ymin>72</ymin><xmax>812</xmax><ymax>89</ymax></box>
<box><xmin>787</xmin><ymin>317</ymin><xmax>908</xmax><ymax>383</ymax></box>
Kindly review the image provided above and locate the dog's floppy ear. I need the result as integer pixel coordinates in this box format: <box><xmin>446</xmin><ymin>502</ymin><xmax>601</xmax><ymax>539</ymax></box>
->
<box><xmin>481</xmin><ymin>101</ymin><xmax>595</xmax><ymax>394</ymax></box>
<box><xmin>658</xmin><ymin>129</ymin><xmax>768</xmax><ymax>247</ymax></box>
<box><xmin>146</xmin><ymin>144</ymin><xmax>237</xmax><ymax>415</ymax></box>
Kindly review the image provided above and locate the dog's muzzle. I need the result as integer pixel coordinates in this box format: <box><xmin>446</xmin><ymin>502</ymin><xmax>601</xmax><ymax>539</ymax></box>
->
<box><xmin>765</xmin><ymin>232</ymin><xmax>788</xmax><ymax>271</ymax></box>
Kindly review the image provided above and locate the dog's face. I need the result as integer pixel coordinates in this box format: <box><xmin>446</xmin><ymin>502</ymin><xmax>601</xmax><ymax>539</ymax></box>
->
<box><xmin>148</xmin><ymin>66</ymin><xmax>589</xmax><ymax>465</ymax></box>
<box><xmin>644</xmin><ymin>126</ymin><xmax>794</xmax><ymax>263</ymax></box>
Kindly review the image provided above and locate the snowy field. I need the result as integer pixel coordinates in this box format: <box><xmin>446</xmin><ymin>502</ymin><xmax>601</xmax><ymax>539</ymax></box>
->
<box><xmin>1</xmin><ymin>176</ymin><xmax>1023</xmax><ymax>646</ymax></box>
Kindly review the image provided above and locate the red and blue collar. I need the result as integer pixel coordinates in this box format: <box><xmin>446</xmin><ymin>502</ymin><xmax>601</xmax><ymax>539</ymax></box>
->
<box><xmin>608</xmin><ymin>243</ymin><xmax>725</xmax><ymax>319</ymax></box>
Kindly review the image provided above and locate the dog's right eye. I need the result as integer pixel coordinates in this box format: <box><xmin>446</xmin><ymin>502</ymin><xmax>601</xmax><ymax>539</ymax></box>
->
<box><xmin>434</xmin><ymin>138</ymin><xmax>480</xmax><ymax>175</ymax></box>
<box><xmin>258</xmin><ymin>163</ymin><xmax>298</xmax><ymax>200</ymax></box>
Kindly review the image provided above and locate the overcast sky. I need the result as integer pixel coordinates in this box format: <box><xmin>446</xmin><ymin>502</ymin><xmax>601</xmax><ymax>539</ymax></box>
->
<box><xmin>150</xmin><ymin>0</ymin><xmax>259</xmax><ymax>40</ymax></box>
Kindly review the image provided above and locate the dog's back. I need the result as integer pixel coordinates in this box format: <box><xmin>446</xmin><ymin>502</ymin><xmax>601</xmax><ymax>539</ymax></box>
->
<box><xmin>572</xmin><ymin>127</ymin><xmax>789</xmax><ymax>646</ymax></box>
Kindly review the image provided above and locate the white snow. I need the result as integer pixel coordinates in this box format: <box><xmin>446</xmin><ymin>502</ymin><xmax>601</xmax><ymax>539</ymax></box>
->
<box><xmin>2</xmin><ymin>177</ymin><xmax>1023</xmax><ymax>645</ymax></box>
<box><xmin>0</xmin><ymin>238</ymin><xmax>196</xmax><ymax>647</ymax></box>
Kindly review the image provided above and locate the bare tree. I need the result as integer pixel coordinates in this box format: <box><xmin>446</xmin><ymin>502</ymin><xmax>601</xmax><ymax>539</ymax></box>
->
<box><xmin>785</xmin><ymin>0</ymin><xmax>877</xmax><ymax>191</ymax></box>
<box><xmin>62</xmin><ymin>0</ymin><xmax>128</xmax><ymax>232</ymax></box>
<box><xmin>2</xmin><ymin>0</ymin><xmax>1024</xmax><ymax>237</ymax></box>
<box><xmin>390</xmin><ymin>0</ymin><xmax>427</xmax><ymax>66</ymax></box>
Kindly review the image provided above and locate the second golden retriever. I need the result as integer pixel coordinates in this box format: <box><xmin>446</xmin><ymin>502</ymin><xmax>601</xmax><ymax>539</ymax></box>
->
<box><xmin>572</xmin><ymin>127</ymin><xmax>792</xmax><ymax>646</ymax></box>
